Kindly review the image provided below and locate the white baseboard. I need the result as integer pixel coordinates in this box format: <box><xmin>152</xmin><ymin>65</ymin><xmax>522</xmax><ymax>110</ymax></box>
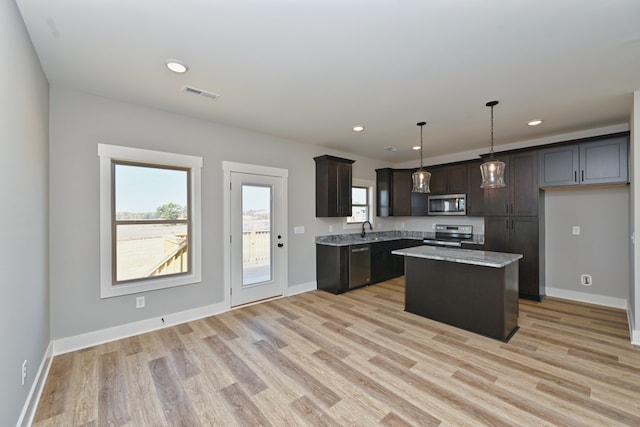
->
<box><xmin>628</xmin><ymin>302</ymin><xmax>640</xmax><ymax>346</ymax></box>
<box><xmin>52</xmin><ymin>300</ymin><xmax>228</xmax><ymax>355</ymax></box>
<box><xmin>545</xmin><ymin>287</ymin><xmax>627</xmax><ymax>309</ymax></box>
<box><xmin>52</xmin><ymin>282</ymin><xmax>317</xmax><ymax>356</ymax></box>
<box><xmin>17</xmin><ymin>341</ymin><xmax>53</xmax><ymax>427</ymax></box>
<box><xmin>286</xmin><ymin>281</ymin><xmax>316</xmax><ymax>296</ymax></box>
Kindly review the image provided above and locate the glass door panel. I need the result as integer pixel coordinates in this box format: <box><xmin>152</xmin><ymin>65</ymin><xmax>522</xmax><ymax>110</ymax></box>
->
<box><xmin>242</xmin><ymin>184</ymin><xmax>272</xmax><ymax>286</ymax></box>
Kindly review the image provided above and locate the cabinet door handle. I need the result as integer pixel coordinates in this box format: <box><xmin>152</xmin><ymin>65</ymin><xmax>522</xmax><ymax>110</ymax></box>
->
<box><xmin>581</xmin><ymin>170</ymin><xmax>584</xmax><ymax>182</ymax></box>
<box><xmin>574</xmin><ymin>170</ymin><xmax>577</xmax><ymax>182</ymax></box>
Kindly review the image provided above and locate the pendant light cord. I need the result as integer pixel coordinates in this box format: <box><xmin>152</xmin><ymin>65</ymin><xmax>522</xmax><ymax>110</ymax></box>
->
<box><xmin>490</xmin><ymin>105</ymin><xmax>494</xmax><ymax>155</ymax></box>
<box><xmin>486</xmin><ymin>100</ymin><xmax>498</xmax><ymax>158</ymax></box>
<box><xmin>417</xmin><ymin>121</ymin><xmax>426</xmax><ymax>169</ymax></box>
<box><xmin>420</xmin><ymin>124</ymin><xmax>424</xmax><ymax>169</ymax></box>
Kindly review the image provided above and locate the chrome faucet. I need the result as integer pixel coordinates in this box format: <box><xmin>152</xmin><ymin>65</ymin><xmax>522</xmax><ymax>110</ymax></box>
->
<box><xmin>361</xmin><ymin>220</ymin><xmax>373</xmax><ymax>238</ymax></box>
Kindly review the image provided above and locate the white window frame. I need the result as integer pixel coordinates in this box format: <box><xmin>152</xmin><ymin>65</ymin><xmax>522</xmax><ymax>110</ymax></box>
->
<box><xmin>346</xmin><ymin>185</ymin><xmax>370</xmax><ymax>224</ymax></box>
<box><xmin>98</xmin><ymin>143</ymin><xmax>203</xmax><ymax>298</ymax></box>
<box><xmin>343</xmin><ymin>178</ymin><xmax>375</xmax><ymax>230</ymax></box>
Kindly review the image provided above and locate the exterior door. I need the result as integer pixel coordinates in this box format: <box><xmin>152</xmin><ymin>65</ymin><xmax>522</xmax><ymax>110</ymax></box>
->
<box><xmin>230</xmin><ymin>172</ymin><xmax>286</xmax><ymax>306</ymax></box>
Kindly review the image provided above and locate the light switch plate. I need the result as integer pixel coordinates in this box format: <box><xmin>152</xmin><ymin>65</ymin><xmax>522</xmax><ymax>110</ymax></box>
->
<box><xmin>294</xmin><ymin>226</ymin><xmax>305</xmax><ymax>235</ymax></box>
<box><xmin>572</xmin><ymin>226</ymin><xmax>580</xmax><ymax>235</ymax></box>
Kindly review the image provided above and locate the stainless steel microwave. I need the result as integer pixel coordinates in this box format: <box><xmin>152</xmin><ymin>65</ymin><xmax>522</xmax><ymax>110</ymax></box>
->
<box><xmin>427</xmin><ymin>193</ymin><xmax>466</xmax><ymax>216</ymax></box>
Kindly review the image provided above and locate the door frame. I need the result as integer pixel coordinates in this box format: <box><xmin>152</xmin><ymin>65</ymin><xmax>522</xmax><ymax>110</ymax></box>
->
<box><xmin>222</xmin><ymin>161</ymin><xmax>288</xmax><ymax>309</ymax></box>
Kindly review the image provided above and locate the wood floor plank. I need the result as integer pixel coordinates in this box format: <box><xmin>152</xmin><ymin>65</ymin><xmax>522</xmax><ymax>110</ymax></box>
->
<box><xmin>289</xmin><ymin>395</ymin><xmax>339</xmax><ymax>427</ymax></box>
<box><xmin>276</xmin><ymin>316</ymin><xmax>349</xmax><ymax>359</ymax></box>
<box><xmin>34</xmin><ymin>352</ymin><xmax>74</xmax><ymax>423</ymax></box>
<box><xmin>254</xmin><ymin>339</ymin><xmax>342</xmax><ymax>407</ymax></box>
<box><xmin>33</xmin><ymin>279</ymin><xmax>640</xmax><ymax>426</ymax></box>
<box><xmin>202</xmin><ymin>333</ymin><xmax>268</xmax><ymax>395</ymax></box>
<box><xmin>159</xmin><ymin>327</ymin><xmax>201</xmax><ymax>380</ymax></box>
<box><xmin>68</xmin><ymin>348</ymin><xmax>98</xmax><ymax>426</ymax></box>
<box><xmin>98</xmin><ymin>351</ymin><xmax>131</xmax><ymax>426</ymax></box>
<box><xmin>220</xmin><ymin>382</ymin><xmax>273</xmax><ymax>426</ymax></box>
<box><xmin>313</xmin><ymin>349</ymin><xmax>442</xmax><ymax>426</ymax></box>
<box><xmin>122</xmin><ymin>351</ymin><xmax>167</xmax><ymax>426</ymax></box>
<box><xmin>203</xmin><ymin>314</ymin><xmax>240</xmax><ymax>340</ymax></box>
<box><xmin>148</xmin><ymin>356</ymin><xmax>201</xmax><ymax>427</ymax></box>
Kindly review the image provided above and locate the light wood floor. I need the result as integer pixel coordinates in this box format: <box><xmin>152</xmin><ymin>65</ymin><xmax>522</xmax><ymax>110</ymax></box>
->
<box><xmin>33</xmin><ymin>278</ymin><xmax>640</xmax><ymax>426</ymax></box>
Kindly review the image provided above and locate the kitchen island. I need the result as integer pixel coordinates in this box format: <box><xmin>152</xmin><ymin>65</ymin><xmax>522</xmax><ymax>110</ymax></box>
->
<box><xmin>392</xmin><ymin>245</ymin><xmax>522</xmax><ymax>342</ymax></box>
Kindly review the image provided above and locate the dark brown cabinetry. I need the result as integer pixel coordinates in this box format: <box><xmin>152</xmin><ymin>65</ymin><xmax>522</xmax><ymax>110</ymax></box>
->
<box><xmin>483</xmin><ymin>151</ymin><xmax>539</xmax><ymax>217</ymax></box>
<box><xmin>484</xmin><ymin>216</ymin><xmax>543</xmax><ymax>300</ymax></box>
<box><xmin>317</xmin><ymin>239</ymin><xmax>422</xmax><ymax>294</ymax></box>
<box><xmin>316</xmin><ymin>244</ymin><xmax>350</xmax><ymax>294</ymax></box>
<box><xmin>466</xmin><ymin>160</ymin><xmax>485</xmax><ymax>216</ymax></box>
<box><xmin>315</xmin><ymin>155</ymin><xmax>354</xmax><ymax>217</ymax></box>
<box><xmin>482</xmin><ymin>150</ymin><xmax>542</xmax><ymax>300</ymax></box>
<box><xmin>371</xmin><ymin>239</ymin><xmax>422</xmax><ymax>283</ymax></box>
<box><xmin>375</xmin><ymin>168</ymin><xmax>428</xmax><ymax>217</ymax></box>
<box><xmin>538</xmin><ymin>134</ymin><xmax>629</xmax><ymax>188</ymax></box>
<box><xmin>429</xmin><ymin>164</ymin><xmax>468</xmax><ymax>194</ymax></box>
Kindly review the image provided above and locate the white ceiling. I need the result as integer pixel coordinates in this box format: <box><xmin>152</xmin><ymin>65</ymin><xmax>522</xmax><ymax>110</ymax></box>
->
<box><xmin>16</xmin><ymin>0</ymin><xmax>640</xmax><ymax>162</ymax></box>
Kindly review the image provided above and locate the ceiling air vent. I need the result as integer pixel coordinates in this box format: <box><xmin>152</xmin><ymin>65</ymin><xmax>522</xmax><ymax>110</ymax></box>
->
<box><xmin>384</xmin><ymin>146</ymin><xmax>399</xmax><ymax>152</ymax></box>
<box><xmin>183</xmin><ymin>86</ymin><xmax>220</xmax><ymax>100</ymax></box>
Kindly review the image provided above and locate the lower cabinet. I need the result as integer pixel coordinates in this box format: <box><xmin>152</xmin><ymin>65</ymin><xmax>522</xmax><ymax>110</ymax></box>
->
<box><xmin>484</xmin><ymin>216</ymin><xmax>544</xmax><ymax>301</ymax></box>
<box><xmin>371</xmin><ymin>239</ymin><xmax>422</xmax><ymax>283</ymax></box>
<box><xmin>316</xmin><ymin>244</ymin><xmax>350</xmax><ymax>294</ymax></box>
<box><xmin>317</xmin><ymin>239</ymin><xmax>422</xmax><ymax>294</ymax></box>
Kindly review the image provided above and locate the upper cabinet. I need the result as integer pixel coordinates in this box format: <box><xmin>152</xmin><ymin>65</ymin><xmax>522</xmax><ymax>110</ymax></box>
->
<box><xmin>483</xmin><ymin>151</ymin><xmax>539</xmax><ymax>217</ymax></box>
<box><xmin>466</xmin><ymin>160</ymin><xmax>485</xmax><ymax>216</ymax></box>
<box><xmin>375</xmin><ymin>168</ymin><xmax>429</xmax><ymax>217</ymax></box>
<box><xmin>538</xmin><ymin>134</ymin><xmax>629</xmax><ymax>188</ymax></box>
<box><xmin>315</xmin><ymin>155</ymin><xmax>354</xmax><ymax>217</ymax></box>
<box><xmin>429</xmin><ymin>164</ymin><xmax>468</xmax><ymax>194</ymax></box>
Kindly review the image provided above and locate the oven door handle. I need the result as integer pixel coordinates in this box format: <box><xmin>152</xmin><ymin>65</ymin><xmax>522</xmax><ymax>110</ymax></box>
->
<box><xmin>423</xmin><ymin>240</ymin><xmax>462</xmax><ymax>247</ymax></box>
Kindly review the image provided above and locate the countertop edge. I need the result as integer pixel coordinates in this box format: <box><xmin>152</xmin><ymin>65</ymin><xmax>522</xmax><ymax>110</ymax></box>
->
<box><xmin>392</xmin><ymin>246</ymin><xmax>522</xmax><ymax>268</ymax></box>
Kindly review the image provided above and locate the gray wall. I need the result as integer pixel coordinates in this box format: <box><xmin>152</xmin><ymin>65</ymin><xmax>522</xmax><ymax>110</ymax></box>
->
<box><xmin>632</xmin><ymin>90</ymin><xmax>639</xmax><ymax>336</ymax></box>
<box><xmin>0</xmin><ymin>1</ymin><xmax>50</xmax><ymax>425</ymax></box>
<box><xmin>49</xmin><ymin>86</ymin><xmax>388</xmax><ymax>340</ymax></box>
<box><xmin>544</xmin><ymin>187</ymin><xmax>629</xmax><ymax>304</ymax></box>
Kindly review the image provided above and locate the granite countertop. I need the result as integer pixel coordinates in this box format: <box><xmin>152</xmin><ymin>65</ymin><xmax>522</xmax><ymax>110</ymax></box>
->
<box><xmin>315</xmin><ymin>230</ymin><xmax>484</xmax><ymax>247</ymax></box>
<box><xmin>391</xmin><ymin>245</ymin><xmax>522</xmax><ymax>268</ymax></box>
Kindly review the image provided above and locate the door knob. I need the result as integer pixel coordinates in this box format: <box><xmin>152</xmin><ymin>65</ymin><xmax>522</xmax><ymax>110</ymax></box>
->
<box><xmin>277</xmin><ymin>243</ymin><xmax>284</xmax><ymax>248</ymax></box>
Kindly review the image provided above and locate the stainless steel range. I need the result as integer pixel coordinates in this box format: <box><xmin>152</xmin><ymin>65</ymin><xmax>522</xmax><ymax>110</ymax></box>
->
<box><xmin>423</xmin><ymin>224</ymin><xmax>473</xmax><ymax>248</ymax></box>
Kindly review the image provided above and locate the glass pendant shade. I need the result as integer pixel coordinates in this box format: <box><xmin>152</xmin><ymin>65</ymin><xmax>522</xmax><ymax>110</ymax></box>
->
<box><xmin>412</xmin><ymin>121</ymin><xmax>430</xmax><ymax>193</ymax></box>
<box><xmin>412</xmin><ymin>169</ymin><xmax>431</xmax><ymax>193</ymax></box>
<box><xmin>479</xmin><ymin>100</ymin><xmax>506</xmax><ymax>189</ymax></box>
<box><xmin>480</xmin><ymin>159</ymin><xmax>506</xmax><ymax>188</ymax></box>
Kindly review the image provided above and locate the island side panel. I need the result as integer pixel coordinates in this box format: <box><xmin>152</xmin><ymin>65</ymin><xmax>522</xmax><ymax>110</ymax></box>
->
<box><xmin>404</xmin><ymin>257</ymin><xmax>519</xmax><ymax>341</ymax></box>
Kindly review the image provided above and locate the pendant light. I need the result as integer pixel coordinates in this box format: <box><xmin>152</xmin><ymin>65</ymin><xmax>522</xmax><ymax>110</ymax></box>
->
<box><xmin>480</xmin><ymin>100</ymin><xmax>506</xmax><ymax>188</ymax></box>
<box><xmin>411</xmin><ymin>121</ymin><xmax>431</xmax><ymax>193</ymax></box>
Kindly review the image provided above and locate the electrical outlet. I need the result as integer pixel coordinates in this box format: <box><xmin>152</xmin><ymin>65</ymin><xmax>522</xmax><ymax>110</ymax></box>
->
<box><xmin>22</xmin><ymin>360</ymin><xmax>27</xmax><ymax>386</ymax></box>
<box><xmin>572</xmin><ymin>226</ymin><xmax>581</xmax><ymax>235</ymax></box>
<box><xmin>136</xmin><ymin>296</ymin><xmax>145</xmax><ymax>309</ymax></box>
<box><xmin>580</xmin><ymin>274</ymin><xmax>592</xmax><ymax>286</ymax></box>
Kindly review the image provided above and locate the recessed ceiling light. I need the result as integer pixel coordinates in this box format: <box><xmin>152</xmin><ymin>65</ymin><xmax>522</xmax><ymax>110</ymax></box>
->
<box><xmin>528</xmin><ymin>119</ymin><xmax>543</xmax><ymax>126</ymax></box>
<box><xmin>166</xmin><ymin>60</ymin><xmax>188</xmax><ymax>74</ymax></box>
<box><xmin>352</xmin><ymin>125</ymin><xmax>365</xmax><ymax>132</ymax></box>
<box><xmin>412</xmin><ymin>146</ymin><xmax>421</xmax><ymax>150</ymax></box>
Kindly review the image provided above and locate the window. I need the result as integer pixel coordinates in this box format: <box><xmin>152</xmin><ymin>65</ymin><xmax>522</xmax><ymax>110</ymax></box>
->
<box><xmin>98</xmin><ymin>144</ymin><xmax>202</xmax><ymax>298</ymax></box>
<box><xmin>347</xmin><ymin>186</ymin><xmax>369</xmax><ymax>223</ymax></box>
